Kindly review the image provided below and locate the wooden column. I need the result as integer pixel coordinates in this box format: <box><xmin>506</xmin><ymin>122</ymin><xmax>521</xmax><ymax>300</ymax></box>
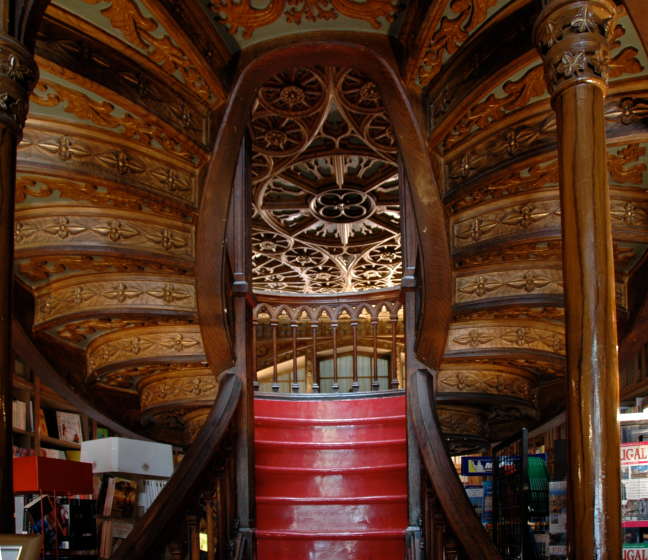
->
<box><xmin>534</xmin><ymin>2</ymin><xmax>621</xmax><ymax>557</ymax></box>
<box><xmin>230</xmin><ymin>140</ymin><xmax>255</xmax><ymax>544</ymax></box>
<box><xmin>0</xmin><ymin>34</ymin><xmax>37</xmax><ymax>533</ymax></box>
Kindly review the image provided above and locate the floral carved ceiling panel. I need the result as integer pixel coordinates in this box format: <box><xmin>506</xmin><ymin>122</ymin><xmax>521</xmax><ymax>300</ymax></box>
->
<box><xmin>250</xmin><ymin>67</ymin><xmax>402</xmax><ymax>294</ymax></box>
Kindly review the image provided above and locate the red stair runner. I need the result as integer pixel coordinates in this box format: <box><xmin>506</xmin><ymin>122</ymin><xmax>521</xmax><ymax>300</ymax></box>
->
<box><xmin>254</xmin><ymin>395</ymin><xmax>408</xmax><ymax>559</ymax></box>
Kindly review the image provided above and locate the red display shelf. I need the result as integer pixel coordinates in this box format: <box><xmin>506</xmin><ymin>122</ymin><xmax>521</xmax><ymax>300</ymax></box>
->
<box><xmin>13</xmin><ymin>456</ymin><xmax>93</xmax><ymax>495</ymax></box>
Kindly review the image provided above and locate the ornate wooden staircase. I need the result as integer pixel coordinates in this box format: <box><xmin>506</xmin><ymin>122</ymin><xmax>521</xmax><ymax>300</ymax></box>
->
<box><xmin>108</xmin><ymin>369</ymin><xmax>501</xmax><ymax>559</ymax></box>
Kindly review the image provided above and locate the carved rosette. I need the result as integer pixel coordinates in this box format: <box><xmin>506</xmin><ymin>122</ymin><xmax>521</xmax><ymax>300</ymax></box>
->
<box><xmin>534</xmin><ymin>0</ymin><xmax>617</xmax><ymax>98</ymax></box>
<box><xmin>0</xmin><ymin>36</ymin><xmax>38</xmax><ymax>137</ymax></box>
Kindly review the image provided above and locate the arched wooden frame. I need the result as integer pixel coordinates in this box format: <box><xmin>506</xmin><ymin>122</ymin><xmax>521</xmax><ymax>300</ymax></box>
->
<box><xmin>196</xmin><ymin>34</ymin><xmax>452</xmax><ymax>376</ymax></box>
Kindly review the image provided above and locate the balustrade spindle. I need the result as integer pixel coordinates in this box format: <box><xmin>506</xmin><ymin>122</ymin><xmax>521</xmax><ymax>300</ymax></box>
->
<box><xmin>186</xmin><ymin>514</ymin><xmax>200</xmax><ymax>560</ymax></box>
<box><xmin>351</xmin><ymin>320</ymin><xmax>359</xmax><ymax>392</ymax></box>
<box><xmin>331</xmin><ymin>321</ymin><xmax>339</xmax><ymax>392</ymax></box>
<box><xmin>205</xmin><ymin>497</ymin><xmax>215</xmax><ymax>560</ymax></box>
<box><xmin>390</xmin><ymin>316</ymin><xmax>399</xmax><ymax>389</ymax></box>
<box><xmin>271</xmin><ymin>321</ymin><xmax>279</xmax><ymax>392</ymax></box>
<box><xmin>311</xmin><ymin>322</ymin><xmax>320</xmax><ymax>393</ymax></box>
<box><xmin>215</xmin><ymin>478</ymin><xmax>225</xmax><ymax>559</ymax></box>
<box><xmin>222</xmin><ymin>470</ymin><xmax>233</xmax><ymax>552</ymax></box>
<box><xmin>291</xmin><ymin>321</ymin><xmax>299</xmax><ymax>393</ymax></box>
<box><xmin>371</xmin><ymin>320</ymin><xmax>379</xmax><ymax>390</ymax></box>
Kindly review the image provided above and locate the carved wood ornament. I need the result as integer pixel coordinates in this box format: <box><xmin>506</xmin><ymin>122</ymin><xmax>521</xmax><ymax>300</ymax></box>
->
<box><xmin>250</xmin><ymin>67</ymin><xmax>403</xmax><ymax>294</ymax></box>
<box><xmin>212</xmin><ymin>0</ymin><xmax>399</xmax><ymax>39</ymax></box>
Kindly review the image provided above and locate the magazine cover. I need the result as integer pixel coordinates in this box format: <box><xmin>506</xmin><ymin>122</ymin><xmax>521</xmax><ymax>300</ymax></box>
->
<box><xmin>624</xmin><ymin>543</ymin><xmax>648</xmax><ymax>559</ymax></box>
<box><xmin>55</xmin><ymin>411</ymin><xmax>83</xmax><ymax>443</ymax></box>
<box><xmin>110</xmin><ymin>478</ymin><xmax>138</xmax><ymax>519</ymax></box>
<box><xmin>548</xmin><ymin>481</ymin><xmax>567</xmax><ymax>559</ymax></box>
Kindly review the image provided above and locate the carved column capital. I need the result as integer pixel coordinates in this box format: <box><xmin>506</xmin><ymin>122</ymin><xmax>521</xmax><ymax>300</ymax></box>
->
<box><xmin>0</xmin><ymin>35</ymin><xmax>38</xmax><ymax>138</ymax></box>
<box><xmin>534</xmin><ymin>0</ymin><xmax>617</xmax><ymax>98</ymax></box>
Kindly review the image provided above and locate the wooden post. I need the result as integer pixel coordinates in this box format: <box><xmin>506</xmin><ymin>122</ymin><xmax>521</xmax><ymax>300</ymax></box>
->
<box><xmin>231</xmin><ymin>140</ymin><xmax>255</xmax><ymax>549</ymax></box>
<box><xmin>331</xmin><ymin>321</ymin><xmax>339</xmax><ymax>392</ymax></box>
<box><xmin>205</xmin><ymin>496</ymin><xmax>215</xmax><ymax>560</ymax></box>
<box><xmin>351</xmin><ymin>320</ymin><xmax>359</xmax><ymax>392</ymax></box>
<box><xmin>401</xmin><ymin>158</ymin><xmax>423</xmax><ymax>558</ymax></box>
<box><xmin>186</xmin><ymin>514</ymin><xmax>200</xmax><ymax>560</ymax></box>
<box><xmin>271</xmin><ymin>321</ymin><xmax>279</xmax><ymax>392</ymax></box>
<box><xmin>389</xmin><ymin>316</ymin><xmax>399</xmax><ymax>389</ymax></box>
<box><xmin>252</xmin><ymin>317</ymin><xmax>258</xmax><ymax>391</ymax></box>
<box><xmin>371</xmin><ymin>320</ymin><xmax>379</xmax><ymax>390</ymax></box>
<box><xmin>291</xmin><ymin>321</ymin><xmax>299</xmax><ymax>393</ymax></box>
<box><xmin>0</xmin><ymin>33</ymin><xmax>37</xmax><ymax>531</ymax></box>
<box><xmin>34</xmin><ymin>375</ymin><xmax>41</xmax><ymax>457</ymax></box>
<box><xmin>535</xmin><ymin>2</ymin><xmax>621</xmax><ymax>557</ymax></box>
<box><xmin>311</xmin><ymin>322</ymin><xmax>319</xmax><ymax>393</ymax></box>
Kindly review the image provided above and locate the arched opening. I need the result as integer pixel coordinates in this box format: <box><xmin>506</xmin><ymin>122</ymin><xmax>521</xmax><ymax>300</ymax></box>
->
<box><xmin>247</xmin><ymin>65</ymin><xmax>405</xmax><ymax>392</ymax></box>
<box><xmin>196</xmin><ymin>38</ymin><xmax>452</xmax><ymax>379</ymax></box>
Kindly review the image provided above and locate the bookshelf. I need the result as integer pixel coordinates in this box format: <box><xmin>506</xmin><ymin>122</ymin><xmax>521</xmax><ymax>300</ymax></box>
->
<box><xmin>12</xmin><ymin>358</ymin><xmax>96</xmax><ymax>460</ymax></box>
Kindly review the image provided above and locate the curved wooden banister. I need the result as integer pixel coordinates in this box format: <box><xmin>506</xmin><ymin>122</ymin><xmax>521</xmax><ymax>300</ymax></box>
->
<box><xmin>111</xmin><ymin>372</ymin><xmax>243</xmax><ymax>559</ymax></box>
<box><xmin>11</xmin><ymin>319</ymin><xmax>147</xmax><ymax>440</ymax></box>
<box><xmin>410</xmin><ymin>369</ymin><xmax>502</xmax><ymax>560</ymax></box>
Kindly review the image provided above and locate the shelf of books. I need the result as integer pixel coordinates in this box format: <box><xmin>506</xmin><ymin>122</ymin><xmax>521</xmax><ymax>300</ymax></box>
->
<box><xmin>12</xmin><ymin>358</ymin><xmax>92</xmax><ymax>461</ymax></box>
<box><xmin>12</xmin><ymin>357</ymin><xmax>120</xmax><ymax>559</ymax></box>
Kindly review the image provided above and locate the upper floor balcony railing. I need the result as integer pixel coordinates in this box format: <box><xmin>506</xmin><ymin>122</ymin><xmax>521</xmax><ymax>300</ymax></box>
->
<box><xmin>252</xmin><ymin>288</ymin><xmax>404</xmax><ymax>393</ymax></box>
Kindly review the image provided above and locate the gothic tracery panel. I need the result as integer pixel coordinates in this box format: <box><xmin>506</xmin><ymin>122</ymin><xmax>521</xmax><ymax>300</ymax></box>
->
<box><xmin>250</xmin><ymin>67</ymin><xmax>402</xmax><ymax>294</ymax></box>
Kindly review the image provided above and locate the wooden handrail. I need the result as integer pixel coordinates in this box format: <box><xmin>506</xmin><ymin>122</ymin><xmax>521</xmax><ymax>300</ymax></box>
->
<box><xmin>410</xmin><ymin>369</ymin><xmax>501</xmax><ymax>560</ymax></box>
<box><xmin>111</xmin><ymin>372</ymin><xmax>243</xmax><ymax>559</ymax></box>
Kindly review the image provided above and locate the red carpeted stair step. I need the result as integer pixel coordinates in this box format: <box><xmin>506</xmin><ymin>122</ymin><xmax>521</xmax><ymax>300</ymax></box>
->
<box><xmin>256</xmin><ymin>463</ymin><xmax>407</xmax><ymax>498</ymax></box>
<box><xmin>254</xmin><ymin>394</ymin><xmax>408</xmax><ymax>560</ymax></box>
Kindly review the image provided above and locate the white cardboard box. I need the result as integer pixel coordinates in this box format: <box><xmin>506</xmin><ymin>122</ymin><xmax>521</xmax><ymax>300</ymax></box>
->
<box><xmin>81</xmin><ymin>437</ymin><xmax>173</xmax><ymax>478</ymax></box>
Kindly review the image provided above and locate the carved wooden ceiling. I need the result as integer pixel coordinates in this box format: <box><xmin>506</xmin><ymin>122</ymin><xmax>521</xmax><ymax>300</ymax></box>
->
<box><xmin>250</xmin><ymin>67</ymin><xmax>402</xmax><ymax>294</ymax></box>
<box><xmin>13</xmin><ymin>0</ymin><xmax>648</xmax><ymax>446</ymax></box>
